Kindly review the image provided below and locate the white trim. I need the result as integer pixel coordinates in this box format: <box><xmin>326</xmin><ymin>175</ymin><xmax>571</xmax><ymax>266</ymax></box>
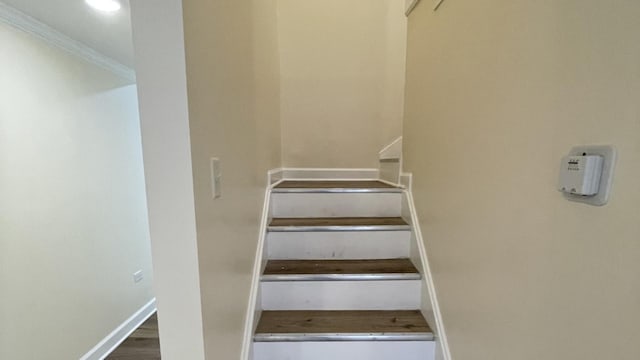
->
<box><xmin>241</xmin><ymin>183</ymin><xmax>273</xmax><ymax>360</ymax></box>
<box><xmin>404</xmin><ymin>187</ymin><xmax>451</xmax><ymax>360</ymax></box>
<box><xmin>268</xmin><ymin>168</ymin><xmax>284</xmax><ymax>185</ymax></box>
<box><xmin>405</xmin><ymin>0</ymin><xmax>421</xmax><ymax>16</ymax></box>
<box><xmin>79</xmin><ymin>298</ymin><xmax>157</xmax><ymax>360</ymax></box>
<box><xmin>377</xmin><ymin>178</ymin><xmax>405</xmax><ymax>189</ymax></box>
<box><xmin>378</xmin><ymin>137</ymin><xmax>403</xmax><ymax>160</ymax></box>
<box><xmin>400</xmin><ymin>173</ymin><xmax>413</xmax><ymax>192</ymax></box>
<box><xmin>280</xmin><ymin>168</ymin><xmax>380</xmax><ymax>180</ymax></box>
<box><xmin>406</xmin><ymin>0</ymin><xmax>445</xmax><ymax>15</ymax></box>
<box><xmin>378</xmin><ymin>138</ymin><xmax>403</xmax><ymax>184</ymax></box>
<box><xmin>0</xmin><ymin>2</ymin><xmax>135</xmax><ymax>82</ymax></box>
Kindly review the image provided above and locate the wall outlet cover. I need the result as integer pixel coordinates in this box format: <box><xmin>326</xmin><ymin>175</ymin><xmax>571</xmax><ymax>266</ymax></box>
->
<box><xmin>133</xmin><ymin>270</ymin><xmax>144</xmax><ymax>283</ymax></box>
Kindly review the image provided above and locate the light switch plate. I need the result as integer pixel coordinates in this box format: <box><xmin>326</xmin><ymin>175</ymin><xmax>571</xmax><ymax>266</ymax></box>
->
<box><xmin>210</xmin><ymin>157</ymin><xmax>222</xmax><ymax>199</ymax></box>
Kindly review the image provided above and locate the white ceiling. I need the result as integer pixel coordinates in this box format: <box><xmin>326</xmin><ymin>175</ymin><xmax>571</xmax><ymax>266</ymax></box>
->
<box><xmin>3</xmin><ymin>0</ymin><xmax>135</xmax><ymax>68</ymax></box>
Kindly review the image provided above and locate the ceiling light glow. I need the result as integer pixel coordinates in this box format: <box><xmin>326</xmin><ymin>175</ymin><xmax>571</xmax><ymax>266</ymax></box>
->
<box><xmin>85</xmin><ymin>0</ymin><xmax>122</xmax><ymax>13</ymax></box>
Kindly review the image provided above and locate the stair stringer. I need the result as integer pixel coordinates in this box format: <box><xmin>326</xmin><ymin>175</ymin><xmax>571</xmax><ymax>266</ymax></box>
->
<box><xmin>401</xmin><ymin>173</ymin><xmax>452</xmax><ymax>360</ymax></box>
<box><xmin>379</xmin><ymin>137</ymin><xmax>403</xmax><ymax>184</ymax></box>
<box><xmin>241</xmin><ymin>171</ymin><xmax>280</xmax><ymax>360</ymax></box>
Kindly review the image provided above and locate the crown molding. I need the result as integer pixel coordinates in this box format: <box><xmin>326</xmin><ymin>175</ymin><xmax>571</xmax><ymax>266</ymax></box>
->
<box><xmin>0</xmin><ymin>2</ymin><xmax>135</xmax><ymax>82</ymax></box>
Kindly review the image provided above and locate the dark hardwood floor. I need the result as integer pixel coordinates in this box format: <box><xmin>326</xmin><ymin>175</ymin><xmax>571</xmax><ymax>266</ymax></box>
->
<box><xmin>256</xmin><ymin>310</ymin><xmax>431</xmax><ymax>335</ymax></box>
<box><xmin>106</xmin><ymin>313</ymin><xmax>160</xmax><ymax>360</ymax></box>
<box><xmin>269</xmin><ymin>216</ymin><xmax>409</xmax><ymax>227</ymax></box>
<box><xmin>263</xmin><ymin>258</ymin><xmax>419</xmax><ymax>276</ymax></box>
<box><xmin>274</xmin><ymin>180</ymin><xmax>398</xmax><ymax>189</ymax></box>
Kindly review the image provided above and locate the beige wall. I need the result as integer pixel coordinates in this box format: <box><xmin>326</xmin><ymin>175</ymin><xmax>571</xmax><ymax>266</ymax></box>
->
<box><xmin>278</xmin><ymin>0</ymin><xmax>407</xmax><ymax>168</ymax></box>
<box><xmin>182</xmin><ymin>0</ymin><xmax>281</xmax><ymax>358</ymax></box>
<box><xmin>0</xmin><ymin>23</ymin><xmax>153</xmax><ymax>359</ymax></box>
<box><xmin>403</xmin><ymin>1</ymin><xmax>640</xmax><ymax>359</ymax></box>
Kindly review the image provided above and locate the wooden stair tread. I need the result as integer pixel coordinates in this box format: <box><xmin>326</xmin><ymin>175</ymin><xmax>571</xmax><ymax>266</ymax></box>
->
<box><xmin>269</xmin><ymin>217</ymin><xmax>408</xmax><ymax>227</ymax></box>
<box><xmin>264</xmin><ymin>259</ymin><xmax>418</xmax><ymax>276</ymax></box>
<box><xmin>255</xmin><ymin>310</ymin><xmax>431</xmax><ymax>335</ymax></box>
<box><xmin>275</xmin><ymin>180</ymin><xmax>398</xmax><ymax>189</ymax></box>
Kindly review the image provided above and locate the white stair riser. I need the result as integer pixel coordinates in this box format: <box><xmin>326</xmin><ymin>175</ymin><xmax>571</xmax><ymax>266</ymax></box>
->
<box><xmin>271</xmin><ymin>193</ymin><xmax>402</xmax><ymax>218</ymax></box>
<box><xmin>267</xmin><ymin>231</ymin><xmax>410</xmax><ymax>260</ymax></box>
<box><xmin>253</xmin><ymin>341</ymin><xmax>435</xmax><ymax>360</ymax></box>
<box><xmin>261</xmin><ymin>280</ymin><xmax>421</xmax><ymax>310</ymax></box>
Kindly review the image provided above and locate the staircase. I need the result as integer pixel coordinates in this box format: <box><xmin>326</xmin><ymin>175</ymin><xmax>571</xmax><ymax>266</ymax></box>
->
<box><xmin>251</xmin><ymin>180</ymin><xmax>437</xmax><ymax>360</ymax></box>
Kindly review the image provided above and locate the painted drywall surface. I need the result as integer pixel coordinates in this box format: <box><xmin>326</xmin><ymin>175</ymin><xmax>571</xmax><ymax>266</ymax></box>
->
<box><xmin>181</xmin><ymin>0</ymin><xmax>281</xmax><ymax>358</ymax></box>
<box><xmin>129</xmin><ymin>0</ymin><xmax>207</xmax><ymax>359</ymax></box>
<box><xmin>0</xmin><ymin>23</ymin><xmax>153</xmax><ymax>359</ymax></box>
<box><xmin>278</xmin><ymin>0</ymin><xmax>407</xmax><ymax>168</ymax></box>
<box><xmin>403</xmin><ymin>1</ymin><xmax>640</xmax><ymax>359</ymax></box>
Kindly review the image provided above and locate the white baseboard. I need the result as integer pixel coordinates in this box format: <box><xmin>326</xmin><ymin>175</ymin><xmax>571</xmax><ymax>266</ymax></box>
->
<box><xmin>400</xmin><ymin>173</ymin><xmax>412</xmax><ymax>192</ymax></box>
<box><xmin>378</xmin><ymin>137</ymin><xmax>403</xmax><ymax>185</ymax></box>
<box><xmin>268</xmin><ymin>168</ymin><xmax>284</xmax><ymax>185</ymax></box>
<box><xmin>279</xmin><ymin>168</ymin><xmax>380</xmax><ymax>180</ymax></box>
<box><xmin>378</xmin><ymin>137</ymin><xmax>402</xmax><ymax>160</ymax></box>
<box><xmin>403</xmin><ymin>187</ymin><xmax>451</xmax><ymax>360</ymax></box>
<box><xmin>241</xmin><ymin>185</ymin><xmax>273</xmax><ymax>360</ymax></box>
<box><xmin>405</xmin><ymin>0</ymin><xmax>421</xmax><ymax>16</ymax></box>
<box><xmin>80</xmin><ymin>298</ymin><xmax>157</xmax><ymax>360</ymax></box>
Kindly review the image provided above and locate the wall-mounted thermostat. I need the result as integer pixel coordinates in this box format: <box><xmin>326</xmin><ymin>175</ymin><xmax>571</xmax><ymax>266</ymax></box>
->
<box><xmin>558</xmin><ymin>145</ymin><xmax>617</xmax><ymax>206</ymax></box>
<box><xmin>558</xmin><ymin>155</ymin><xmax>603</xmax><ymax>196</ymax></box>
